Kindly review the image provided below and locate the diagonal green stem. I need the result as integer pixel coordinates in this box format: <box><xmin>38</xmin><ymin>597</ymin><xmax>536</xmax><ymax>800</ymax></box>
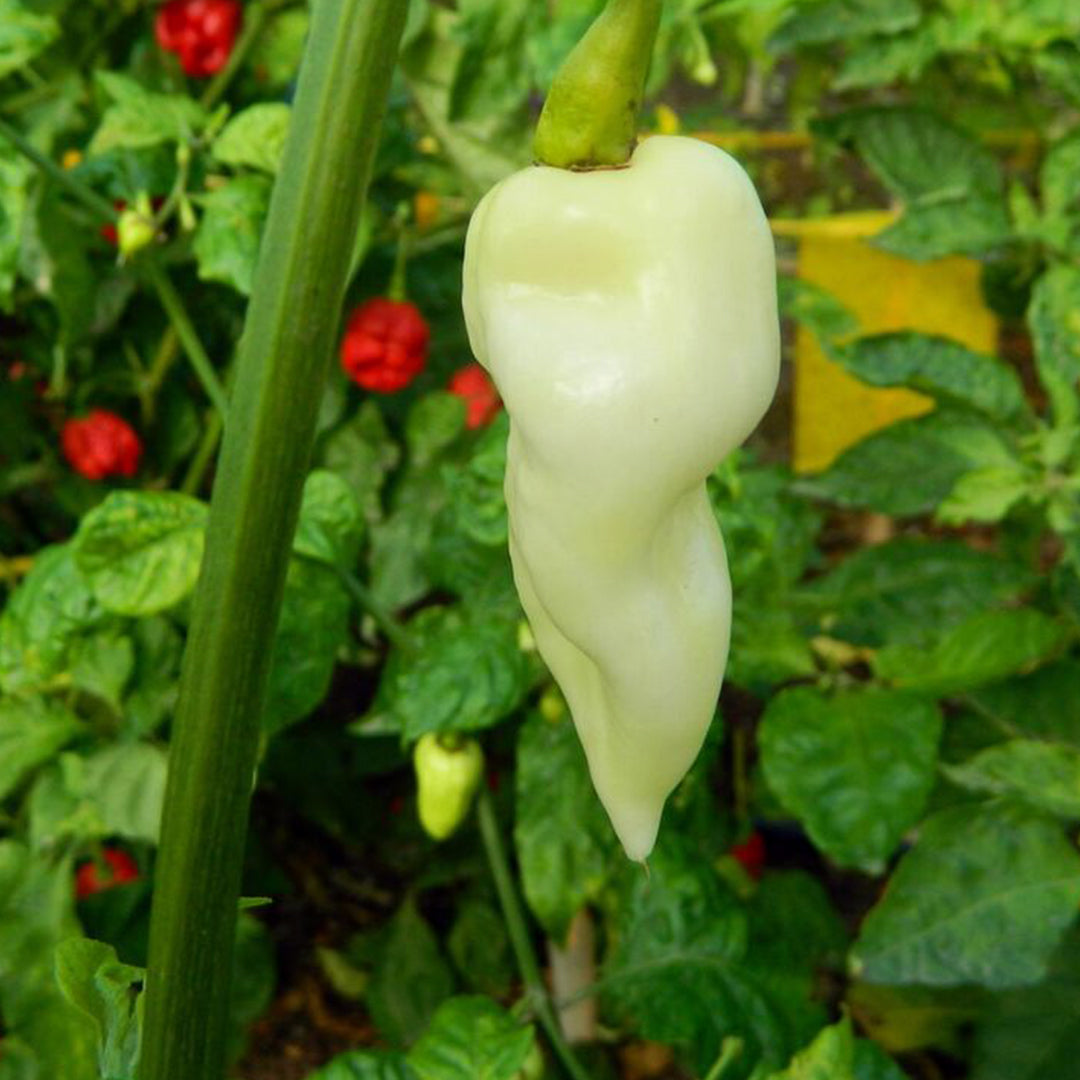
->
<box><xmin>145</xmin><ymin>261</ymin><xmax>230</xmax><ymax>417</ymax></box>
<box><xmin>140</xmin><ymin>4</ymin><xmax>408</xmax><ymax>1079</ymax></box>
<box><xmin>477</xmin><ymin>789</ymin><xmax>594</xmax><ymax>1080</ymax></box>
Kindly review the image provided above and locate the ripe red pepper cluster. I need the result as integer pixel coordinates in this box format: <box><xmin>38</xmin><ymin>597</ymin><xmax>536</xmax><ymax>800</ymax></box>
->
<box><xmin>155</xmin><ymin>0</ymin><xmax>242</xmax><ymax>78</ymax></box>
<box><xmin>75</xmin><ymin>847</ymin><xmax>139</xmax><ymax>900</ymax></box>
<box><xmin>448</xmin><ymin>362</ymin><xmax>500</xmax><ymax>429</ymax></box>
<box><xmin>340</xmin><ymin>297</ymin><xmax>430</xmax><ymax>393</ymax></box>
<box><xmin>62</xmin><ymin>410</ymin><xmax>143</xmax><ymax>481</ymax></box>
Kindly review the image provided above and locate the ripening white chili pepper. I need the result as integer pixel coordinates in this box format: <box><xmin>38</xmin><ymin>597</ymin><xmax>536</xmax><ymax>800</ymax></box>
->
<box><xmin>462</xmin><ymin>0</ymin><xmax>779</xmax><ymax>861</ymax></box>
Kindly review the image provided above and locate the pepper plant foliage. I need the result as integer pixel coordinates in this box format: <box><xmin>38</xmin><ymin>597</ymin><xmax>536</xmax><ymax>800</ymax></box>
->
<box><xmin>2</xmin><ymin>1</ymin><xmax>1080</xmax><ymax>1079</ymax></box>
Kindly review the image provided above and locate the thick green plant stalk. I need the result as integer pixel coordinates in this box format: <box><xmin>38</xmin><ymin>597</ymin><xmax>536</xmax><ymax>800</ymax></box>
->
<box><xmin>140</xmin><ymin>4</ymin><xmax>407</xmax><ymax>1079</ymax></box>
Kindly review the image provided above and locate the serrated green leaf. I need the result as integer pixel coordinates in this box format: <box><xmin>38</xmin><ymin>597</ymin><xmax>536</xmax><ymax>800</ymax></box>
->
<box><xmin>514</xmin><ymin>712</ymin><xmax>617</xmax><ymax>941</ymax></box>
<box><xmin>945</xmin><ymin>740</ymin><xmax>1080</xmax><ymax>818</ymax></box>
<box><xmin>936</xmin><ymin>465</ymin><xmax>1030</xmax><ymax>525</ymax></box>
<box><xmin>837</xmin><ymin>333</ymin><xmax>1030</xmax><ymax>424</ymax></box>
<box><xmin>1028</xmin><ymin>264</ymin><xmax>1080</xmax><ymax>425</ymax></box>
<box><xmin>796</xmin><ymin>410</ymin><xmax>1010</xmax><ymax>516</ymax></box>
<box><xmin>763</xmin><ymin>1017</ymin><xmax>855</xmax><ymax>1080</ymax></box>
<box><xmin>55</xmin><ymin>937</ymin><xmax>143</xmax><ymax>1080</ymax></box>
<box><xmin>305</xmin><ymin>1049</ymin><xmax>417</xmax><ymax>1080</ymax></box>
<box><xmin>192</xmin><ymin>174</ymin><xmax>271</xmax><ymax>295</ymax></box>
<box><xmin>971</xmin><ymin>926</ymin><xmax>1080</xmax><ymax>1080</ymax></box>
<box><xmin>263</xmin><ymin>558</ymin><xmax>350</xmax><ymax>735</ymax></box>
<box><xmin>852</xmin><ymin>801</ymin><xmax>1080</xmax><ymax>987</ymax></box>
<box><xmin>760</xmin><ymin>686</ymin><xmax>942</xmax><ymax>872</ymax></box>
<box><xmin>966</xmin><ymin>661</ymin><xmax>1080</xmax><ymax>746</ymax></box>
<box><xmin>405</xmin><ymin>392</ymin><xmax>467</xmax><ymax>468</ymax></box>
<box><xmin>798</xmin><ymin>538</ymin><xmax>1033</xmax><ymax>647</ymax></box>
<box><xmin>443</xmin><ymin>411</ymin><xmax>508</xmax><ymax>546</ymax></box>
<box><xmin>213</xmin><ymin>103</ymin><xmax>291</xmax><ymax>174</ymax></box>
<box><xmin>769</xmin><ymin>0</ymin><xmax>919</xmax><ymax>50</ymax></box>
<box><xmin>293</xmin><ymin>469</ymin><xmax>364</xmax><ymax>568</ymax></box>
<box><xmin>406</xmin><ymin>996</ymin><xmax>536</xmax><ymax>1080</ymax></box>
<box><xmin>873</xmin><ymin>609</ymin><xmax>1067</xmax><ymax>696</ymax></box>
<box><xmin>0</xmin><ymin>544</ymin><xmax>107</xmax><ymax>694</ymax></box>
<box><xmin>0</xmin><ymin>697</ymin><xmax>82</xmax><ymax>802</ymax></box>
<box><xmin>372</xmin><ymin>604</ymin><xmax>529</xmax><ymax>740</ymax></box>
<box><xmin>601</xmin><ymin>837</ymin><xmax>793</xmax><ymax>1077</ymax></box>
<box><xmin>367</xmin><ymin>899</ymin><xmax>454</xmax><ymax>1047</ymax></box>
<box><xmin>72</xmin><ymin>491</ymin><xmax>207</xmax><ymax>616</ymax></box>
<box><xmin>0</xmin><ymin>0</ymin><xmax>58</xmax><ymax>79</ymax></box>
<box><xmin>90</xmin><ymin>71</ymin><xmax>208</xmax><ymax>155</ymax></box>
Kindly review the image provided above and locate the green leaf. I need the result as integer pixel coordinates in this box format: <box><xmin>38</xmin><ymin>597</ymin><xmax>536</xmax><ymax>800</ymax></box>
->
<box><xmin>1027</xmin><ymin>264</ymin><xmax>1080</xmax><ymax>425</ymax></box>
<box><xmin>443</xmin><ymin>411</ymin><xmax>508</xmax><ymax>546</ymax></box>
<box><xmin>406</xmin><ymin>996</ymin><xmax>536</xmax><ymax>1080</ymax></box>
<box><xmin>851</xmin><ymin>801</ymin><xmax>1080</xmax><ymax>988</ymax></box>
<box><xmin>778</xmin><ymin>276</ymin><xmax>859</xmax><ymax>354</ymax></box>
<box><xmin>834</xmin><ymin>27</ymin><xmax>939</xmax><ymax>90</ymax></box>
<box><xmin>371</xmin><ymin>603</ymin><xmax>529</xmax><ymax>740</ymax></box>
<box><xmin>228</xmin><ymin>913</ymin><xmax>276</xmax><ymax>1060</ymax></box>
<box><xmin>798</xmin><ymin>538</ymin><xmax>1034</xmax><ymax>647</ymax></box>
<box><xmin>837</xmin><ymin>333</ymin><xmax>1030</xmax><ymax>424</ymax></box>
<box><xmin>945</xmin><ymin>740</ymin><xmax>1080</xmax><ymax>819</ymax></box>
<box><xmin>966</xmin><ymin>660</ymin><xmax>1080</xmax><ymax>746</ymax></box>
<box><xmin>0</xmin><ymin>843</ymin><xmax>98</xmax><ymax>1080</ymax></box>
<box><xmin>0</xmin><ymin>0</ymin><xmax>59</xmax><ymax>79</ymax></box>
<box><xmin>0</xmin><ymin>697</ymin><xmax>82</xmax><ymax>802</ymax></box>
<box><xmin>123</xmin><ymin>617</ymin><xmax>182</xmax><ymax>738</ymax></box>
<box><xmin>72</xmin><ymin>491</ymin><xmax>207</xmax><ymax>617</ymax></box>
<box><xmin>769</xmin><ymin>0</ymin><xmax>919</xmax><ymax>50</ymax></box>
<box><xmin>55</xmin><ymin>937</ymin><xmax>143</xmax><ymax>1080</ymax></box>
<box><xmin>760</xmin><ymin>686</ymin><xmax>942</xmax><ymax>873</ymax></box>
<box><xmin>816</xmin><ymin>108</ymin><xmax>1009</xmax><ymax>258</ymax></box>
<box><xmin>405</xmin><ymin>392</ymin><xmax>467</xmax><ymax>468</ymax></box>
<box><xmin>514</xmin><ymin>712</ymin><xmax>617</xmax><ymax>941</ymax></box>
<box><xmin>366</xmin><ymin>899</ymin><xmax>454</xmax><ymax>1047</ymax></box>
<box><xmin>400</xmin><ymin>7</ymin><xmax>529</xmax><ymax>199</ymax></box>
<box><xmin>0</xmin><ymin>140</ymin><xmax>33</xmax><ymax>309</ymax></box>
<box><xmin>447</xmin><ymin>0</ymin><xmax>534</xmax><ymax>123</ymax></box>
<box><xmin>874</xmin><ymin>198</ymin><xmax>1012</xmax><ymax>260</ymax></box>
<box><xmin>192</xmin><ymin>174</ymin><xmax>272</xmax><ymax>295</ymax></box>
<box><xmin>762</xmin><ymin>1017</ymin><xmax>855</xmax><ymax>1080</ymax></box>
<box><xmin>263</xmin><ymin>558</ymin><xmax>350</xmax><ymax>735</ymax></box>
<box><xmin>873</xmin><ymin>609</ymin><xmax>1068</xmax><ymax>697</ymax></box>
<box><xmin>797</xmin><ymin>409</ymin><xmax>1013</xmax><ymax>516</ymax></box>
<box><xmin>89</xmin><ymin>71</ymin><xmax>208</xmax><ymax>155</ymax></box>
<box><xmin>213</xmin><ymin>103</ymin><xmax>291</xmax><ymax>174</ymax></box>
<box><xmin>69</xmin><ymin>628</ymin><xmax>135</xmax><ymax>711</ymax></box>
<box><xmin>1041</xmin><ymin>129</ymin><xmax>1080</xmax><ymax>219</ymax></box>
<box><xmin>446</xmin><ymin>899</ymin><xmax>513</xmax><ymax>998</ymax></box>
<box><xmin>320</xmin><ymin>399</ymin><xmax>399</xmax><ymax>521</ymax></box>
<box><xmin>971</xmin><ymin>926</ymin><xmax>1080</xmax><ymax>1080</ymax></box>
<box><xmin>0</xmin><ymin>544</ymin><xmax>107</xmax><ymax>694</ymax></box>
<box><xmin>853</xmin><ymin>1037</ymin><xmax>909</xmax><ymax>1080</ymax></box>
<box><xmin>936</xmin><ymin>465</ymin><xmax>1031</xmax><ymax>525</ymax></box>
<box><xmin>602</xmin><ymin>838</ymin><xmax>793</xmax><ymax>1077</ymax></box>
<box><xmin>305</xmin><ymin>1049</ymin><xmax>417</xmax><ymax>1080</ymax></box>
<box><xmin>293</xmin><ymin>469</ymin><xmax>365</xmax><ymax>568</ymax></box>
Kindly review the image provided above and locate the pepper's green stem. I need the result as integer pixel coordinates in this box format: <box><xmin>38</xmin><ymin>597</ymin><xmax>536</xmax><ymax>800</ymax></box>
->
<box><xmin>146</xmin><ymin>262</ymin><xmax>230</xmax><ymax>418</ymax></box>
<box><xmin>533</xmin><ymin>0</ymin><xmax>661</xmax><ymax>170</ymax></box>
<box><xmin>477</xmin><ymin>789</ymin><xmax>593</xmax><ymax>1080</ymax></box>
<box><xmin>139</xmin><ymin>3</ymin><xmax>407</xmax><ymax>1079</ymax></box>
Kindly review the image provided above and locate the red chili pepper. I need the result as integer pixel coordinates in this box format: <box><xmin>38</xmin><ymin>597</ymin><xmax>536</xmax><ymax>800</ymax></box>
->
<box><xmin>62</xmin><ymin>410</ymin><xmax>143</xmax><ymax>481</ymax></box>
<box><xmin>75</xmin><ymin>848</ymin><xmax>139</xmax><ymax>900</ymax></box>
<box><xmin>729</xmin><ymin>831</ymin><xmax>765</xmax><ymax>880</ymax></box>
<box><xmin>340</xmin><ymin>297</ymin><xmax>429</xmax><ymax>393</ymax></box>
<box><xmin>448</xmin><ymin>362</ymin><xmax>501</xmax><ymax>429</ymax></box>
<box><xmin>155</xmin><ymin>0</ymin><xmax>242</xmax><ymax>78</ymax></box>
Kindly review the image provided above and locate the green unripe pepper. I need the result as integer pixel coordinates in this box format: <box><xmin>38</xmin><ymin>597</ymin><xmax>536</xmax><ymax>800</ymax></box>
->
<box><xmin>413</xmin><ymin>733</ymin><xmax>484</xmax><ymax>841</ymax></box>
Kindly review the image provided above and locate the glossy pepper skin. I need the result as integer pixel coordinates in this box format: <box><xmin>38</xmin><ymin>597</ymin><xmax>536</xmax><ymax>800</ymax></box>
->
<box><xmin>75</xmin><ymin>848</ymin><xmax>139</xmax><ymax>899</ymax></box>
<box><xmin>413</xmin><ymin>733</ymin><xmax>484</xmax><ymax>841</ymax></box>
<box><xmin>155</xmin><ymin>0</ymin><xmax>242</xmax><ymax>78</ymax></box>
<box><xmin>62</xmin><ymin>410</ymin><xmax>143</xmax><ymax>481</ymax></box>
<box><xmin>463</xmin><ymin>136</ymin><xmax>779</xmax><ymax>861</ymax></box>
<box><xmin>449</xmin><ymin>362</ymin><xmax>501</xmax><ymax>429</ymax></box>
<box><xmin>340</xmin><ymin>297</ymin><xmax>429</xmax><ymax>393</ymax></box>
